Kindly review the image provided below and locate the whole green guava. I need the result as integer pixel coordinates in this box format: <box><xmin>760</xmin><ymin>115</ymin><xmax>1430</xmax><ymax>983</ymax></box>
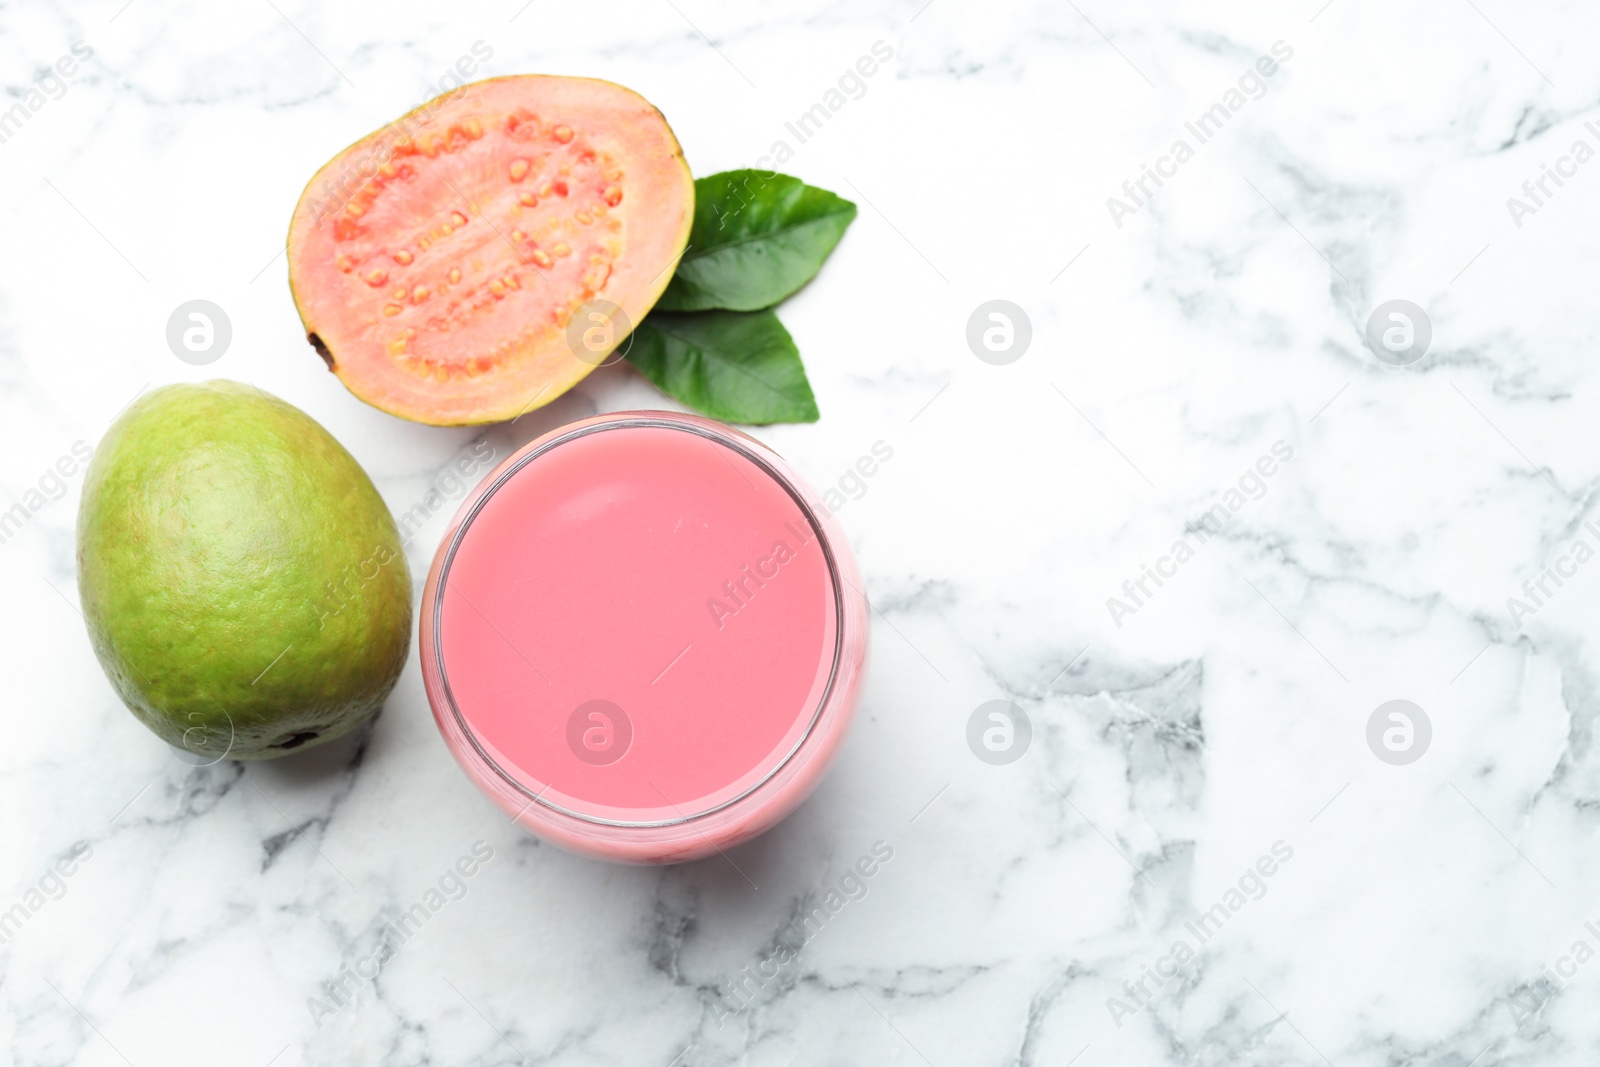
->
<box><xmin>76</xmin><ymin>381</ymin><xmax>412</xmax><ymax>759</ymax></box>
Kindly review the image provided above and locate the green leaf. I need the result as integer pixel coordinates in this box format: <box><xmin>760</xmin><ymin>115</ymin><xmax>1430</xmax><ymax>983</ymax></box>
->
<box><xmin>657</xmin><ymin>170</ymin><xmax>856</xmax><ymax>312</ymax></box>
<box><xmin>626</xmin><ymin>310</ymin><xmax>819</xmax><ymax>424</ymax></box>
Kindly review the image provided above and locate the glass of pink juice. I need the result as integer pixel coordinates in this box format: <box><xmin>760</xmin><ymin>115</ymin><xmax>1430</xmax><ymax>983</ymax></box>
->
<box><xmin>419</xmin><ymin>411</ymin><xmax>869</xmax><ymax>863</ymax></box>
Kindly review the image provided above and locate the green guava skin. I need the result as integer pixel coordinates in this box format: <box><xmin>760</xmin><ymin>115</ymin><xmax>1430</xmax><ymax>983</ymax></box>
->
<box><xmin>76</xmin><ymin>381</ymin><xmax>412</xmax><ymax>759</ymax></box>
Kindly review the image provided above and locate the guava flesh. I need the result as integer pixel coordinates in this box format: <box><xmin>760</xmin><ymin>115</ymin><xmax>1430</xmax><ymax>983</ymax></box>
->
<box><xmin>287</xmin><ymin>75</ymin><xmax>695</xmax><ymax>425</ymax></box>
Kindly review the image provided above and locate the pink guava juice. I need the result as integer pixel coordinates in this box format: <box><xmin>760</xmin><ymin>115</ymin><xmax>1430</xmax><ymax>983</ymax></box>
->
<box><xmin>419</xmin><ymin>411</ymin><xmax>869</xmax><ymax>863</ymax></box>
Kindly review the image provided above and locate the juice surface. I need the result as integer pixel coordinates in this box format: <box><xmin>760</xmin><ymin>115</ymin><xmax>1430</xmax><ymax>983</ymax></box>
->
<box><xmin>437</xmin><ymin>422</ymin><xmax>839</xmax><ymax>822</ymax></box>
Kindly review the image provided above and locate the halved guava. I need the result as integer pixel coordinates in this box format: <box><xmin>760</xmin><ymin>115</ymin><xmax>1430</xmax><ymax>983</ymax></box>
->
<box><xmin>288</xmin><ymin>76</ymin><xmax>693</xmax><ymax>425</ymax></box>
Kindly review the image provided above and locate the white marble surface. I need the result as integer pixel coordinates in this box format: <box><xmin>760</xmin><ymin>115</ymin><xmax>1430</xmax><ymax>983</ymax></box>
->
<box><xmin>4</xmin><ymin>0</ymin><xmax>1600</xmax><ymax>1063</ymax></box>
